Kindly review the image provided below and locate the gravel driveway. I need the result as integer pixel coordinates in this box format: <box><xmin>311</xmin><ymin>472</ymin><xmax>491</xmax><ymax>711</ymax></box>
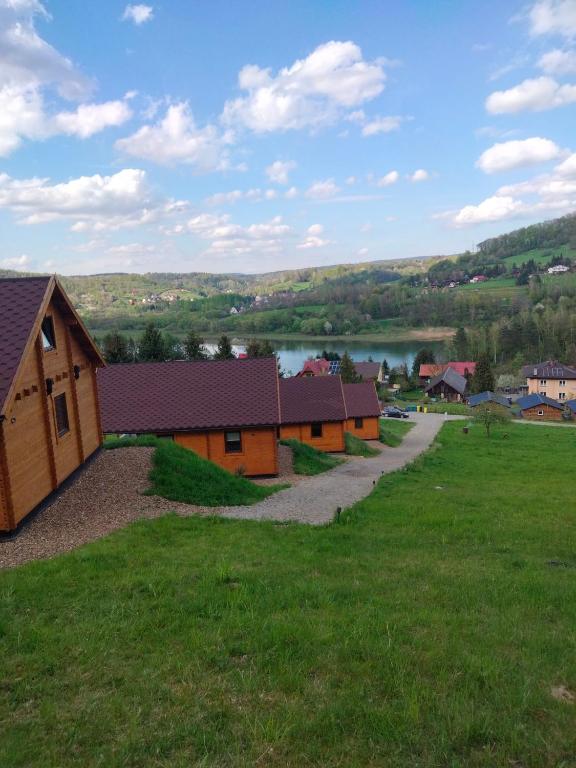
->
<box><xmin>0</xmin><ymin>413</ymin><xmax>452</xmax><ymax>568</ymax></box>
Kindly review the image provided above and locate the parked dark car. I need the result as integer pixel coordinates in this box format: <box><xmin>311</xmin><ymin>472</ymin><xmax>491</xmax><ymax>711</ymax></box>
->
<box><xmin>382</xmin><ymin>406</ymin><xmax>409</xmax><ymax>419</ymax></box>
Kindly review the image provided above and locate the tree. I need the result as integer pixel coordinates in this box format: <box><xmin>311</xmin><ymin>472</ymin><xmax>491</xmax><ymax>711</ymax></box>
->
<box><xmin>102</xmin><ymin>331</ymin><xmax>129</xmax><ymax>364</ymax></box>
<box><xmin>214</xmin><ymin>335</ymin><xmax>235</xmax><ymax>360</ymax></box>
<box><xmin>411</xmin><ymin>347</ymin><xmax>436</xmax><ymax>382</ymax></box>
<box><xmin>139</xmin><ymin>322</ymin><xmax>167</xmax><ymax>362</ymax></box>
<box><xmin>471</xmin><ymin>352</ymin><xmax>495</xmax><ymax>393</ymax></box>
<box><xmin>473</xmin><ymin>403</ymin><xmax>511</xmax><ymax>438</ymax></box>
<box><xmin>184</xmin><ymin>331</ymin><xmax>208</xmax><ymax>360</ymax></box>
<box><xmin>381</xmin><ymin>359</ymin><xmax>390</xmax><ymax>376</ymax></box>
<box><xmin>246</xmin><ymin>339</ymin><xmax>275</xmax><ymax>357</ymax></box>
<box><xmin>454</xmin><ymin>326</ymin><xmax>469</xmax><ymax>359</ymax></box>
<box><xmin>339</xmin><ymin>351</ymin><xmax>360</xmax><ymax>383</ymax></box>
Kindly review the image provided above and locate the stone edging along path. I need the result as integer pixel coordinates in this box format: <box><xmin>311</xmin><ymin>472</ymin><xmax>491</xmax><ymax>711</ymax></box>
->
<box><xmin>0</xmin><ymin>413</ymin><xmax>454</xmax><ymax>568</ymax></box>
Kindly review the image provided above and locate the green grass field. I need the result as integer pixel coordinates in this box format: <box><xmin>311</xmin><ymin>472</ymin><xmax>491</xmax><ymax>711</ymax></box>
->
<box><xmin>502</xmin><ymin>245</ymin><xmax>576</xmax><ymax>268</ymax></box>
<box><xmin>344</xmin><ymin>431</ymin><xmax>380</xmax><ymax>457</ymax></box>
<box><xmin>105</xmin><ymin>436</ymin><xmax>284</xmax><ymax>505</ymax></box>
<box><xmin>379</xmin><ymin>417</ymin><xmax>414</xmax><ymax>446</ymax></box>
<box><xmin>280</xmin><ymin>439</ymin><xmax>343</xmax><ymax>475</ymax></box>
<box><xmin>2</xmin><ymin>422</ymin><xmax>576</xmax><ymax>767</ymax></box>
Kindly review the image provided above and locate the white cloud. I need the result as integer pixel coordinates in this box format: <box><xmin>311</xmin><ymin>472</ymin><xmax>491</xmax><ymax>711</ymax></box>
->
<box><xmin>285</xmin><ymin>186</ymin><xmax>299</xmax><ymax>199</ymax></box>
<box><xmin>116</xmin><ymin>102</ymin><xmax>232</xmax><ymax>170</ymax></box>
<box><xmin>556</xmin><ymin>151</ymin><xmax>576</xmax><ymax>175</ymax></box>
<box><xmin>1</xmin><ymin>254</ymin><xmax>30</xmax><ymax>269</ymax></box>
<box><xmin>357</xmin><ymin>247</ymin><xmax>369</xmax><ymax>257</ymax></box>
<box><xmin>297</xmin><ymin>225</ymin><xmax>330</xmax><ymax>250</ymax></box>
<box><xmin>265</xmin><ymin>160</ymin><xmax>295</xmax><ymax>184</ymax></box>
<box><xmin>0</xmin><ymin>168</ymin><xmax>186</xmax><ymax>231</ymax></box>
<box><xmin>305</xmin><ymin>179</ymin><xmax>340</xmax><ymax>199</ymax></box>
<box><xmin>377</xmin><ymin>170</ymin><xmax>399</xmax><ymax>186</ymax></box>
<box><xmin>528</xmin><ymin>0</ymin><xmax>576</xmax><ymax>38</ymax></box>
<box><xmin>307</xmin><ymin>223</ymin><xmax>324</xmax><ymax>235</ymax></box>
<box><xmin>452</xmin><ymin>195</ymin><xmax>524</xmax><ymax>226</ymax></box>
<box><xmin>539</xmin><ymin>48</ymin><xmax>576</xmax><ymax>74</ymax></box>
<box><xmin>409</xmin><ymin>169</ymin><xmax>429</xmax><ymax>182</ymax></box>
<box><xmin>222</xmin><ymin>40</ymin><xmax>387</xmax><ymax>133</ymax></box>
<box><xmin>52</xmin><ymin>100</ymin><xmax>132</xmax><ymax>138</ymax></box>
<box><xmin>476</xmin><ymin>137</ymin><xmax>562</xmax><ymax>173</ymax></box>
<box><xmin>204</xmin><ymin>188</ymin><xmax>279</xmax><ymax>206</ymax></box>
<box><xmin>486</xmin><ymin>76</ymin><xmax>576</xmax><ymax>113</ymax></box>
<box><xmin>361</xmin><ymin>115</ymin><xmax>407</xmax><ymax>136</ymax></box>
<box><xmin>122</xmin><ymin>4</ymin><xmax>154</xmax><ymax>25</ymax></box>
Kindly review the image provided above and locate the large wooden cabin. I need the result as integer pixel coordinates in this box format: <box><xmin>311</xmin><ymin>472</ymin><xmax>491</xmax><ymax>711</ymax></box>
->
<box><xmin>98</xmin><ymin>357</ymin><xmax>281</xmax><ymax>476</ymax></box>
<box><xmin>0</xmin><ymin>277</ymin><xmax>105</xmax><ymax>533</ymax></box>
<box><xmin>343</xmin><ymin>382</ymin><xmax>381</xmax><ymax>440</ymax></box>
<box><xmin>279</xmin><ymin>375</ymin><xmax>347</xmax><ymax>452</ymax></box>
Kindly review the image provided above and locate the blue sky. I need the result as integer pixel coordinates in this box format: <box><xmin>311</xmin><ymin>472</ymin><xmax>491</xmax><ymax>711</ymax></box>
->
<box><xmin>1</xmin><ymin>0</ymin><xmax>575</xmax><ymax>275</ymax></box>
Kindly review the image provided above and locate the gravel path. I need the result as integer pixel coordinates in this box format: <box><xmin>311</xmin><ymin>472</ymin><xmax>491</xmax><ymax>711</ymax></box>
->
<box><xmin>0</xmin><ymin>413</ymin><xmax>452</xmax><ymax>568</ymax></box>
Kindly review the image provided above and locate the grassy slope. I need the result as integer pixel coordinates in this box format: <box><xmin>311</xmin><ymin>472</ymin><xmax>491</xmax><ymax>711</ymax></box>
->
<box><xmin>379</xmin><ymin>418</ymin><xmax>414</xmax><ymax>446</ymax></box>
<box><xmin>344</xmin><ymin>431</ymin><xmax>380</xmax><ymax>457</ymax></box>
<box><xmin>280</xmin><ymin>439</ymin><xmax>343</xmax><ymax>475</ymax></box>
<box><xmin>2</xmin><ymin>423</ymin><xmax>576</xmax><ymax>767</ymax></box>
<box><xmin>502</xmin><ymin>245</ymin><xmax>576</xmax><ymax>268</ymax></box>
<box><xmin>105</xmin><ymin>436</ymin><xmax>284</xmax><ymax>506</ymax></box>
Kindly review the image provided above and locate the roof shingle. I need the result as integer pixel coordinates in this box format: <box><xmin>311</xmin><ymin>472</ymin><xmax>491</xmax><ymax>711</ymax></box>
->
<box><xmin>0</xmin><ymin>277</ymin><xmax>52</xmax><ymax>414</ymax></box>
<box><xmin>343</xmin><ymin>382</ymin><xmax>381</xmax><ymax>418</ymax></box>
<box><xmin>280</xmin><ymin>375</ymin><xmax>346</xmax><ymax>424</ymax></box>
<box><xmin>98</xmin><ymin>357</ymin><xmax>281</xmax><ymax>433</ymax></box>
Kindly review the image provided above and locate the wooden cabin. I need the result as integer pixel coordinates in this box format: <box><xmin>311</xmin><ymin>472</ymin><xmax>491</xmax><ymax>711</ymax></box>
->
<box><xmin>424</xmin><ymin>366</ymin><xmax>468</xmax><ymax>403</ymax></box>
<box><xmin>279</xmin><ymin>375</ymin><xmax>346</xmax><ymax>452</ymax></box>
<box><xmin>343</xmin><ymin>382</ymin><xmax>381</xmax><ymax>439</ymax></box>
<box><xmin>0</xmin><ymin>277</ymin><xmax>105</xmax><ymax>533</ymax></box>
<box><xmin>516</xmin><ymin>393</ymin><xmax>565</xmax><ymax>422</ymax></box>
<box><xmin>98</xmin><ymin>357</ymin><xmax>281</xmax><ymax>476</ymax></box>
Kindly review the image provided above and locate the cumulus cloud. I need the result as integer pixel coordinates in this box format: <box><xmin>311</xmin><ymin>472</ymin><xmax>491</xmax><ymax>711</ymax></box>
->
<box><xmin>486</xmin><ymin>76</ymin><xmax>576</xmax><ymax>113</ymax></box>
<box><xmin>116</xmin><ymin>102</ymin><xmax>232</xmax><ymax>170</ymax></box>
<box><xmin>451</xmin><ymin>196</ymin><xmax>524</xmax><ymax>226</ymax></box>
<box><xmin>205</xmin><ymin>188</ymin><xmax>278</xmax><ymax>206</ymax></box>
<box><xmin>305</xmin><ymin>179</ymin><xmax>340</xmax><ymax>199</ymax></box>
<box><xmin>52</xmin><ymin>100</ymin><xmax>132</xmax><ymax>138</ymax></box>
<box><xmin>377</xmin><ymin>170</ymin><xmax>399</xmax><ymax>186</ymax></box>
<box><xmin>0</xmin><ymin>168</ymin><xmax>186</xmax><ymax>231</ymax></box>
<box><xmin>297</xmin><ymin>224</ymin><xmax>330</xmax><ymax>250</ymax></box>
<box><xmin>285</xmin><ymin>186</ymin><xmax>299</xmax><ymax>199</ymax></box>
<box><xmin>409</xmin><ymin>169</ymin><xmax>429</xmax><ymax>182</ymax></box>
<box><xmin>476</xmin><ymin>137</ymin><xmax>562</xmax><ymax>173</ymax></box>
<box><xmin>122</xmin><ymin>4</ymin><xmax>154</xmax><ymax>25</ymax></box>
<box><xmin>528</xmin><ymin>0</ymin><xmax>576</xmax><ymax>38</ymax></box>
<box><xmin>222</xmin><ymin>41</ymin><xmax>387</xmax><ymax>133</ymax></box>
<box><xmin>265</xmin><ymin>160</ymin><xmax>296</xmax><ymax>185</ymax></box>
<box><xmin>1</xmin><ymin>254</ymin><xmax>31</xmax><ymax>269</ymax></box>
<box><xmin>539</xmin><ymin>48</ymin><xmax>576</xmax><ymax>74</ymax></box>
<box><xmin>361</xmin><ymin>115</ymin><xmax>408</xmax><ymax>136</ymax></box>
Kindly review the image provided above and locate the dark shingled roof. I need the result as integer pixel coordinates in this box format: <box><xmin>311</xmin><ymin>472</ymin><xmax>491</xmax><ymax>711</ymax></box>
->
<box><xmin>0</xmin><ymin>276</ymin><xmax>52</xmax><ymax>414</ymax></box>
<box><xmin>98</xmin><ymin>357</ymin><xmax>281</xmax><ymax>433</ymax></box>
<box><xmin>516</xmin><ymin>393</ymin><xmax>564</xmax><ymax>411</ymax></box>
<box><xmin>522</xmin><ymin>360</ymin><xmax>576</xmax><ymax>380</ymax></box>
<box><xmin>424</xmin><ymin>366</ymin><xmax>468</xmax><ymax>396</ymax></box>
<box><xmin>468</xmin><ymin>391</ymin><xmax>511</xmax><ymax>408</ymax></box>
<box><xmin>280</xmin><ymin>375</ymin><xmax>346</xmax><ymax>424</ymax></box>
<box><xmin>353</xmin><ymin>361</ymin><xmax>381</xmax><ymax>381</ymax></box>
<box><xmin>343</xmin><ymin>382</ymin><xmax>381</xmax><ymax>418</ymax></box>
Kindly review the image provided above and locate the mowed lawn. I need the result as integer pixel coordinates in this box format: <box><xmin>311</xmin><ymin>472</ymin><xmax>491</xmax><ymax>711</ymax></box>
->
<box><xmin>2</xmin><ymin>422</ymin><xmax>576</xmax><ymax>767</ymax></box>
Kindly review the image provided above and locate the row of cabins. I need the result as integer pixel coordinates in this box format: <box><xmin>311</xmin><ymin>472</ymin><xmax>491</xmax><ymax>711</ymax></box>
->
<box><xmin>0</xmin><ymin>277</ymin><xmax>381</xmax><ymax>532</ymax></box>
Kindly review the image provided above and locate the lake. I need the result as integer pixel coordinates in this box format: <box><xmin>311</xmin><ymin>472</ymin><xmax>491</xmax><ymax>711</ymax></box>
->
<box><xmin>205</xmin><ymin>338</ymin><xmax>447</xmax><ymax>376</ymax></box>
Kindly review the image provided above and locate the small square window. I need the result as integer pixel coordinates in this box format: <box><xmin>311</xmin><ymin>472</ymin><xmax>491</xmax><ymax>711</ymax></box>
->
<box><xmin>354</xmin><ymin>417</ymin><xmax>364</xmax><ymax>429</ymax></box>
<box><xmin>54</xmin><ymin>393</ymin><xmax>69</xmax><ymax>437</ymax></box>
<box><xmin>537</xmin><ymin>409</ymin><xmax>544</xmax><ymax>416</ymax></box>
<box><xmin>311</xmin><ymin>422</ymin><xmax>323</xmax><ymax>438</ymax></box>
<box><xmin>559</xmin><ymin>393</ymin><xmax>566</xmax><ymax>400</ymax></box>
<box><xmin>539</xmin><ymin>391</ymin><xmax>546</xmax><ymax>396</ymax></box>
<box><xmin>225</xmin><ymin>431</ymin><xmax>242</xmax><ymax>453</ymax></box>
<box><xmin>41</xmin><ymin>316</ymin><xmax>56</xmax><ymax>351</ymax></box>
<box><xmin>539</xmin><ymin>379</ymin><xmax>547</xmax><ymax>386</ymax></box>
<box><xmin>559</xmin><ymin>380</ymin><xmax>566</xmax><ymax>387</ymax></box>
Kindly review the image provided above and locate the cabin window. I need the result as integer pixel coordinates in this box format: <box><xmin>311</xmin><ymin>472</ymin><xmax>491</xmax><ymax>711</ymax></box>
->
<box><xmin>539</xmin><ymin>379</ymin><xmax>547</xmax><ymax>386</ymax></box>
<box><xmin>559</xmin><ymin>380</ymin><xmax>566</xmax><ymax>387</ymax></box>
<box><xmin>354</xmin><ymin>417</ymin><xmax>364</xmax><ymax>429</ymax></box>
<box><xmin>537</xmin><ymin>409</ymin><xmax>544</xmax><ymax>416</ymax></box>
<box><xmin>41</xmin><ymin>316</ymin><xmax>56</xmax><ymax>351</ymax></box>
<box><xmin>558</xmin><ymin>393</ymin><xmax>566</xmax><ymax>400</ymax></box>
<box><xmin>224</xmin><ymin>431</ymin><xmax>242</xmax><ymax>453</ymax></box>
<box><xmin>539</xmin><ymin>391</ymin><xmax>546</xmax><ymax>396</ymax></box>
<box><xmin>311</xmin><ymin>422</ymin><xmax>323</xmax><ymax>438</ymax></box>
<box><xmin>54</xmin><ymin>393</ymin><xmax>70</xmax><ymax>437</ymax></box>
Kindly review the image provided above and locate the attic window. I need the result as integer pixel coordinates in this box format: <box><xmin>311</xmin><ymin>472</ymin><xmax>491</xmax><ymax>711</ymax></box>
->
<box><xmin>41</xmin><ymin>316</ymin><xmax>56</xmax><ymax>351</ymax></box>
<box><xmin>54</xmin><ymin>393</ymin><xmax>70</xmax><ymax>437</ymax></box>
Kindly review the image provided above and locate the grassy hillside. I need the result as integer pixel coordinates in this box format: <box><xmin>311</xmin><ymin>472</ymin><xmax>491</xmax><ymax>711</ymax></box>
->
<box><xmin>2</xmin><ymin>422</ymin><xmax>576</xmax><ymax>766</ymax></box>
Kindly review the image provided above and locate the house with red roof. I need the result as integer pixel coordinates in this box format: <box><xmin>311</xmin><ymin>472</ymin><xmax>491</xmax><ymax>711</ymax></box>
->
<box><xmin>343</xmin><ymin>382</ymin><xmax>381</xmax><ymax>439</ymax></box>
<box><xmin>296</xmin><ymin>358</ymin><xmax>331</xmax><ymax>377</ymax></box>
<box><xmin>0</xmin><ymin>277</ymin><xmax>105</xmax><ymax>532</ymax></box>
<box><xmin>297</xmin><ymin>358</ymin><xmax>382</xmax><ymax>381</ymax></box>
<box><xmin>98</xmin><ymin>357</ymin><xmax>281</xmax><ymax>476</ymax></box>
<box><xmin>279</xmin><ymin>375</ymin><xmax>347</xmax><ymax>452</ymax></box>
<box><xmin>419</xmin><ymin>361</ymin><xmax>476</xmax><ymax>385</ymax></box>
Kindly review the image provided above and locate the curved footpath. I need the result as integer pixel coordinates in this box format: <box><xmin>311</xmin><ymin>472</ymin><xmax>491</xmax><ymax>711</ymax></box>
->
<box><xmin>219</xmin><ymin>412</ymin><xmax>457</xmax><ymax>525</ymax></box>
<box><xmin>1</xmin><ymin>413</ymin><xmax>455</xmax><ymax>568</ymax></box>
